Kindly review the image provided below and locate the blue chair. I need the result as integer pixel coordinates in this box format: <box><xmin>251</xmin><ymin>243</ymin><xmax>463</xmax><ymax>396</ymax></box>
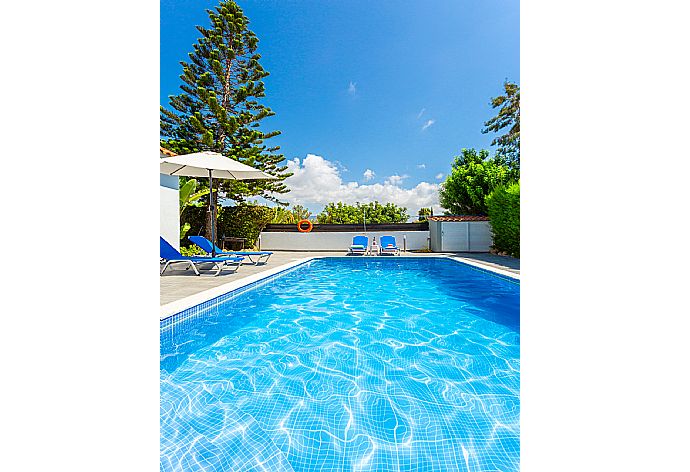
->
<box><xmin>160</xmin><ymin>237</ymin><xmax>244</xmax><ymax>276</ymax></box>
<box><xmin>379</xmin><ymin>235</ymin><xmax>400</xmax><ymax>256</ymax></box>
<box><xmin>188</xmin><ymin>236</ymin><xmax>273</xmax><ymax>265</ymax></box>
<box><xmin>348</xmin><ymin>235</ymin><xmax>369</xmax><ymax>255</ymax></box>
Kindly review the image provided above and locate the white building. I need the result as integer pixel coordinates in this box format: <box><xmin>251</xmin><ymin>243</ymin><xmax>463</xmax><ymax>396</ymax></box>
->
<box><xmin>160</xmin><ymin>147</ymin><xmax>180</xmax><ymax>250</ymax></box>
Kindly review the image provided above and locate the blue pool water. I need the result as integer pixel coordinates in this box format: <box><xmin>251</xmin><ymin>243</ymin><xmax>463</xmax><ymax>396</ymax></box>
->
<box><xmin>161</xmin><ymin>257</ymin><xmax>520</xmax><ymax>471</ymax></box>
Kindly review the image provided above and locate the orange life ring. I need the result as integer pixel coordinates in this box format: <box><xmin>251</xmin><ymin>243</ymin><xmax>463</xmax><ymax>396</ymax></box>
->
<box><xmin>297</xmin><ymin>219</ymin><xmax>313</xmax><ymax>233</ymax></box>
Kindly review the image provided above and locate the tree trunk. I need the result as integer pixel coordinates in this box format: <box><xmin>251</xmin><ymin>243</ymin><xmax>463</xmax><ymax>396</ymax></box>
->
<box><xmin>204</xmin><ymin>183</ymin><xmax>218</xmax><ymax>245</ymax></box>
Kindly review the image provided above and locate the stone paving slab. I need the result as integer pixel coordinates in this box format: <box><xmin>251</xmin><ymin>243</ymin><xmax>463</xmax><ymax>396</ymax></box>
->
<box><xmin>160</xmin><ymin>251</ymin><xmax>519</xmax><ymax>305</ymax></box>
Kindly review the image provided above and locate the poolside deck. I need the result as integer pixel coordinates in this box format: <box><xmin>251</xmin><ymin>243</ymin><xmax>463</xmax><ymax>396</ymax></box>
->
<box><xmin>160</xmin><ymin>251</ymin><xmax>519</xmax><ymax>306</ymax></box>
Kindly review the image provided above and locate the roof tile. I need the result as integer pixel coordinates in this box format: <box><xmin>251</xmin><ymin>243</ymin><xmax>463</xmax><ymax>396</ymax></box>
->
<box><xmin>427</xmin><ymin>215</ymin><xmax>490</xmax><ymax>222</ymax></box>
<box><xmin>160</xmin><ymin>146</ymin><xmax>177</xmax><ymax>157</ymax></box>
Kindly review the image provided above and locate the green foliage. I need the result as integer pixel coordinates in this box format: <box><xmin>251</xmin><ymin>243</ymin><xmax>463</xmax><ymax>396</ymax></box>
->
<box><xmin>291</xmin><ymin>205</ymin><xmax>311</xmax><ymax>221</ymax></box>
<box><xmin>180</xmin><ymin>206</ymin><xmax>207</xmax><ymax>246</ymax></box>
<box><xmin>317</xmin><ymin>201</ymin><xmax>409</xmax><ymax>224</ymax></box>
<box><xmin>270</xmin><ymin>206</ymin><xmax>296</xmax><ymax>224</ymax></box>
<box><xmin>439</xmin><ymin>149</ymin><xmax>512</xmax><ymax>215</ymax></box>
<box><xmin>160</xmin><ymin>140</ymin><xmax>200</xmax><ymax>157</ymax></box>
<box><xmin>417</xmin><ymin>207</ymin><xmax>432</xmax><ymax>222</ymax></box>
<box><xmin>486</xmin><ymin>182</ymin><xmax>520</xmax><ymax>257</ymax></box>
<box><xmin>179</xmin><ymin>179</ymin><xmax>196</xmax><ymax>208</ymax></box>
<box><xmin>269</xmin><ymin>204</ymin><xmax>312</xmax><ymax>224</ymax></box>
<box><xmin>180</xmin><ymin>204</ymin><xmax>273</xmax><ymax>248</ymax></box>
<box><xmin>179</xmin><ymin>178</ymin><xmax>213</xmax><ymax>240</ymax></box>
<box><xmin>180</xmin><ymin>244</ymin><xmax>207</xmax><ymax>256</ymax></box>
<box><xmin>218</xmin><ymin>204</ymin><xmax>274</xmax><ymax>248</ymax></box>
<box><xmin>179</xmin><ymin>179</ymin><xmax>212</xmax><ymax>213</ymax></box>
<box><xmin>160</xmin><ymin>0</ymin><xmax>292</xmax><ymax>239</ymax></box>
<box><xmin>482</xmin><ymin>81</ymin><xmax>520</xmax><ymax>171</ymax></box>
<box><xmin>180</xmin><ymin>222</ymin><xmax>192</xmax><ymax>240</ymax></box>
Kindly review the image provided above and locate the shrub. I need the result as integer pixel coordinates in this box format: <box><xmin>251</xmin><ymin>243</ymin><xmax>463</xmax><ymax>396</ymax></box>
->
<box><xmin>180</xmin><ymin>244</ymin><xmax>207</xmax><ymax>256</ymax></box>
<box><xmin>180</xmin><ymin>204</ymin><xmax>274</xmax><ymax>249</ymax></box>
<box><xmin>218</xmin><ymin>204</ymin><xmax>274</xmax><ymax>249</ymax></box>
<box><xmin>486</xmin><ymin>182</ymin><xmax>520</xmax><ymax>257</ymax></box>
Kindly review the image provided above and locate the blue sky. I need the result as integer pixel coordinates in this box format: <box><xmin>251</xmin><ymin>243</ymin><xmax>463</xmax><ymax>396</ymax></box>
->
<box><xmin>161</xmin><ymin>0</ymin><xmax>519</xmax><ymax>215</ymax></box>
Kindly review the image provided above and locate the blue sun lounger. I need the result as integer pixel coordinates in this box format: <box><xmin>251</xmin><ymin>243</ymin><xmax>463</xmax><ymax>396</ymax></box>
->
<box><xmin>379</xmin><ymin>235</ymin><xmax>401</xmax><ymax>256</ymax></box>
<box><xmin>188</xmin><ymin>236</ymin><xmax>273</xmax><ymax>265</ymax></box>
<box><xmin>348</xmin><ymin>235</ymin><xmax>369</xmax><ymax>255</ymax></box>
<box><xmin>160</xmin><ymin>237</ymin><xmax>244</xmax><ymax>276</ymax></box>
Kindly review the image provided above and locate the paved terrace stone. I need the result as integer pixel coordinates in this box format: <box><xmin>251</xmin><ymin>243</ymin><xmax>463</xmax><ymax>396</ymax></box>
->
<box><xmin>160</xmin><ymin>251</ymin><xmax>519</xmax><ymax>306</ymax></box>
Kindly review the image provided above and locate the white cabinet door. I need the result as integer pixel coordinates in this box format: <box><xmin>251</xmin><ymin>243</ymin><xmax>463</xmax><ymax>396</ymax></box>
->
<box><xmin>468</xmin><ymin>221</ymin><xmax>493</xmax><ymax>252</ymax></box>
<box><xmin>441</xmin><ymin>222</ymin><xmax>469</xmax><ymax>252</ymax></box>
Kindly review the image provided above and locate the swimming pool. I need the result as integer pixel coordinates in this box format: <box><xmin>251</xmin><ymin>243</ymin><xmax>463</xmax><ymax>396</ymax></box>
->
<box><xmin>161</xmin><ymin>257</ymin><xmax>520</xmax><ymax>471</ymax></box>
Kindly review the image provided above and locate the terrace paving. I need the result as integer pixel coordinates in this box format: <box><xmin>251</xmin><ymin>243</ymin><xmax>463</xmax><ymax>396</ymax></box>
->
<box><xmin>160</xmin><ymin>251</ymin><xmax>519</xmax><ymax>306</ymax></box>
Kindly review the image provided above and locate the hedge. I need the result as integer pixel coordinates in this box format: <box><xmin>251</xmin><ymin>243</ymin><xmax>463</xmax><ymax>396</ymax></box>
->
<box><xmin>486</xmin><ymin>182</ymin><xmax>520</xmax><ymax>257</ymax></box>
<box><xmin>180</xmin><ymin>204</ymin><xmax>273</xmax><ymax>249</ymax></box>
<box><xmin>217</xmin><ymin>204</ymin><xmax>274</xmax><ymax>249</ymax></box>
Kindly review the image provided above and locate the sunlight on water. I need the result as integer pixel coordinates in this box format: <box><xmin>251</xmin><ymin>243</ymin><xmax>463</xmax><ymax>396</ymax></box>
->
<box><xmin>161</xmin><ymin>258</ymin><xmax>520</xmax><ymax>471</ymax></box>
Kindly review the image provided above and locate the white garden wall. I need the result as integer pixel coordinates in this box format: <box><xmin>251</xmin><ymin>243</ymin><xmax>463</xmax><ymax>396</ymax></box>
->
<box><xmin>260</xmin><ymin>231</ymin><xmax>430</xmax><ymax>252</ymax></box>
<box><xmin>160</xmin><ymin>173</ymin><xmax>180</xmax><ymax>250</ymax></box>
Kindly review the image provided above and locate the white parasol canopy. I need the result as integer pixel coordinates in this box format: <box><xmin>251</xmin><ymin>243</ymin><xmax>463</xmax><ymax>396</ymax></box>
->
<box><xmin>159</xmin><ymin>151</ymin><xmax>277</xmax><ymax>180</ymax></box>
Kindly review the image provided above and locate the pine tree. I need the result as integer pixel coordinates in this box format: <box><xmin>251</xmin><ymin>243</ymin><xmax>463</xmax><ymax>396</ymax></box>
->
<box><xmin>160</xmin><ymin>0</ymin><xmax>291</xmax><ymax>240</ymax></box>
<box><xmin>482</xmin><ymin>81</ymin><xmax>520</xmax><ymax>171</ymax></box>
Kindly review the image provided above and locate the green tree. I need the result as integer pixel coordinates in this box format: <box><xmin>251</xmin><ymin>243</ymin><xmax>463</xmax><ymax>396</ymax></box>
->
<box><xmin>417</xmin><ymin>207</ymin><xmax>432</xmax><ymax>222</ymax></box>
<box><xmin>439</xmin><ymin>148</ymin><xmax>512</xmax><ymax>215</ymax></box>
<box><xmin>482</xmin><ymin>81</ymin><xmax>520</xmax><ymax>170</ymax></box>
<box><xmin>291</xmin><ymin>204</ymin><xmax>311</xmax><ymax>221</ymax></box>
<box><xmin>160</xmin><ymin>0</ymin><xmax>291</xmax><ymax>241</ymax></box>
<box><xmin>270</xmin><ymin>206</ymin><xmax>295</xmax><ymax>224</ymax></box>
<box><xmin>317</xmin><ymin>202</ymin><xmax>409</xmax><ymax>224</ymax></box>
<box><xmin>269</xmin><ymin>204</ymin><xmax>312</xmax><ymax>224</ymax></box>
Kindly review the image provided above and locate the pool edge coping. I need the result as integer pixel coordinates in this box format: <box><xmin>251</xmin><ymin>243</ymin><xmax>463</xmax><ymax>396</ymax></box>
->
<box><xmin>160</xmin><ymin>255</ymin><xmax>519</xmax><ymax>320</ymax></box>
<box><xmin>159</xmin><ymin>257</ymin><xmax>315</xmax><ymax>320</ymax></box>
<box><xmin>446</xmin><ymin>255</ymin><xmax>520</xmax><ymax>280</ymax></box>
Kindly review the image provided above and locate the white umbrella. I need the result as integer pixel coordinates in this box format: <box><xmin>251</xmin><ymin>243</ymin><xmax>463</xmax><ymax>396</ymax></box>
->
<box><xmin>160</xmin><ymin>151</ymin><xmax>277</xmax><ymax>256</ymax></box>
<box><xmin>160</xmin><ymin>151</ymin><xmax>277</xmax><ymax>180</ymax></box>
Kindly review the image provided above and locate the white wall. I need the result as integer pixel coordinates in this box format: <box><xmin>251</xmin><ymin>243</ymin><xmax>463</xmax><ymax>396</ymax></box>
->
<box><xmin>160</xmin><ymin>174</ymin><xmax>180</xmax><ymax>250</ymax></box>
<box><xmin>260</xmin><ymin>231</ymin><xmax>430</xmax><ymax>251</ymax></box>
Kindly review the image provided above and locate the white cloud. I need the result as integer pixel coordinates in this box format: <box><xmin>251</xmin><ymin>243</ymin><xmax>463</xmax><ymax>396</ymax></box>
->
<box><xmin>348</xmin><ymin>81</ymin><xmax>357</xmax><ymax>96</ymax></box>
<box><xmin>363</xmin><ymin>169</ymin><xmax>375</xmax><ymax>181</ymax></box>
<box><xmin>384</xmin><ymin>174</ymin><xmax>408</xmax><ymax>186</ymax></box>
<box><xmin>435</xmin><ymin>173</ymin><xmax>444</xmax><ymax>180</ymax></box>
<box><xmin>416</xmin><ymin>108</ymin><xmax>426</xmax><ymax>119</ymax></box>
<box><xmin>417</xmin><ymin>164</ymin><xmax>426</xmax><ymax>169</ymax></box>
<box><xmin>421</xmin><ymin>119</ymin><xmax>435</xmax><ymax>131</ymax></box>
<box><xmin>279</xmin><ymin>154</ymin><xmax>441</xmax><ymax>216</ymax></box>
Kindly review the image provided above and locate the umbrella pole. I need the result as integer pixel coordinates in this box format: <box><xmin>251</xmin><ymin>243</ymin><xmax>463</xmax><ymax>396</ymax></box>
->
<box><xmin>209</xmin><ymin>169</ymin><xmax>216</xmax><ymax>257</ymax></box>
